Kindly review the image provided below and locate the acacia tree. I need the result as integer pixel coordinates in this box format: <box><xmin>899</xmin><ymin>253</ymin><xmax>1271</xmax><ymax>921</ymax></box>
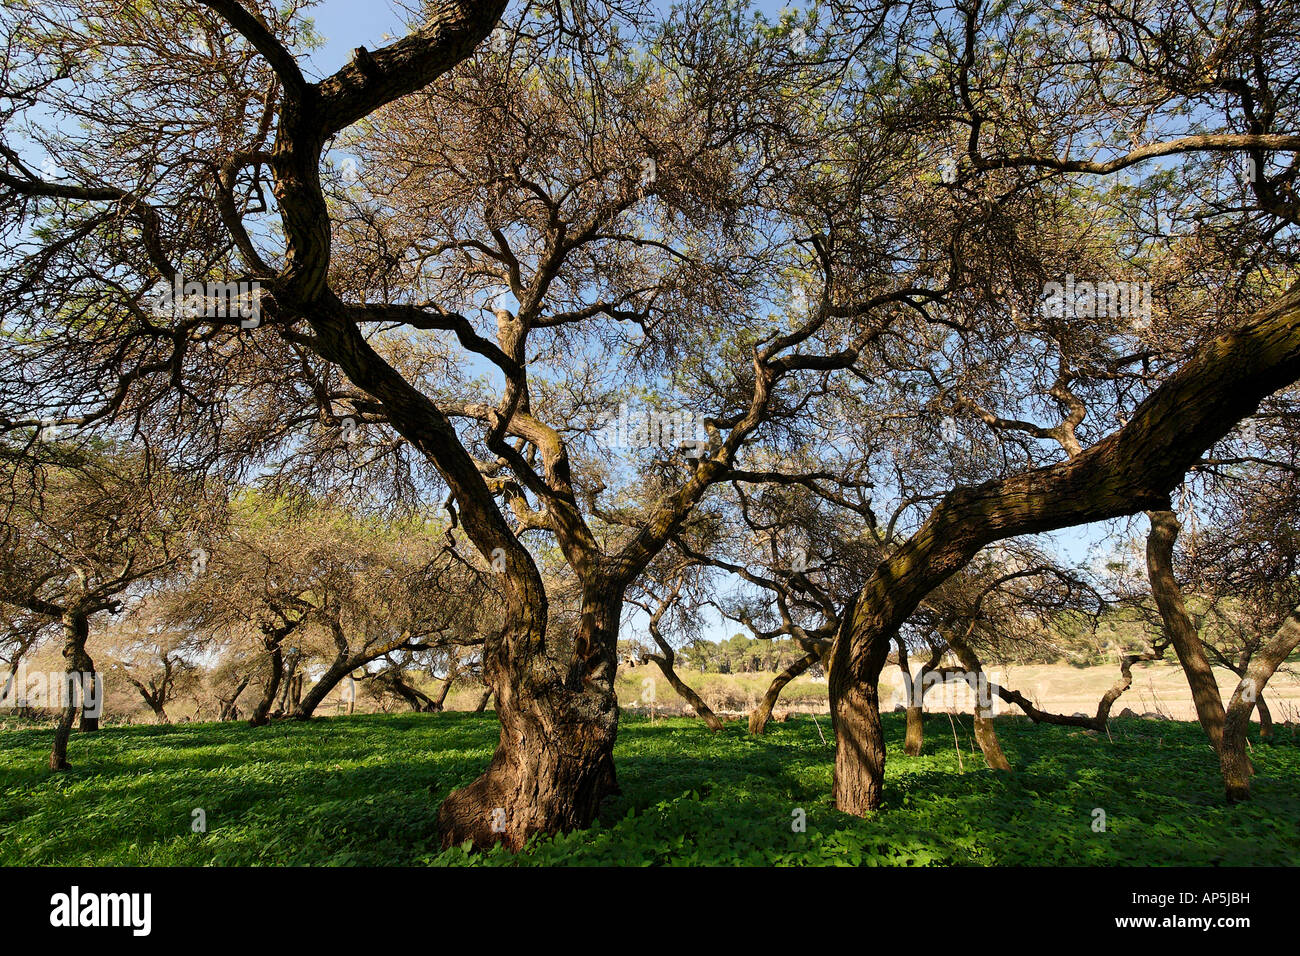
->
<box><xmin>7</xmin><ymin>0</ymin><xmax>1300</xmax><ymax>846</ymax></box>
<box><xmin>809</xmin><ymin>0</ymin><xmax>1300</xmax><ymax>814</ymax></box>
<box><xmin>103</xmin><ymin>607</ymin><xmax>203</xmax><ymax>723</ymax></box>
<box><xmin>1</xmin><ymin>0</ymin><xmax>901</xmax><ymax>846</ymax></box>
<box><xmin>0</xmin><ymin>443</ymin><xmax>209</xmax><ymax>766</ymax></box>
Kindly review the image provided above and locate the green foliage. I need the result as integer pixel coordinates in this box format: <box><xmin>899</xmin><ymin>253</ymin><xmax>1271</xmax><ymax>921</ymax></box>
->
<box><xmin>0</xmin><ymin>713</ymin><xmax>1295</xmax><ymax>866</ymax></box>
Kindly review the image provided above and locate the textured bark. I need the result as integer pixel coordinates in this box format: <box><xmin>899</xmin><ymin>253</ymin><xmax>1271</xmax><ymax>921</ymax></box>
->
<box><xmin>248</xmin><ymin>642</ymin><xmax>284</xmax><ymax>727</ymax></box>
<box><xmin>1145</xmin><ymin>510</ymin><xmax>1226</xmax><ymax>751</ymax></box>
<box><xmin>829</xmin><ymin>594</ymin><xmax>892</xmax><ymax>815</ymax></box>
<box><xmin>50</xmin><ymin>611</ymin><xmax>91</xmax><ymax>771</ymax></box>
<box><xmin>1220</xmin><ymin>608</ymin><xmax>1300</xmax><ymax>800</ymax></box>
<box><xmin>749</xmin><ymin>649</ymin><xmax>819</xmax><ymax>735</ymax></box>
<box><xmin>944</xmin><ymin>633</ymin><xmax>1011</xmax><ymax>771</ymax></box>
<box><xmin>830</xmin><ymin>283</ymin><xmax>1300</xmax><ymax>815</ymax></box>
<box><xmin>435</xmin><ymin>586</ymin><xmax>620</xmax><ymax>850</ymax></box>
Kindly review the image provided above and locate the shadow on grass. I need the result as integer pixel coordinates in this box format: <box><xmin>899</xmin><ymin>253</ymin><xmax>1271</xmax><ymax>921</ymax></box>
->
<box><xmin>0</xmin><ymin>711</ymin><xmax>1296</xmax><ymax>865</ymax></box>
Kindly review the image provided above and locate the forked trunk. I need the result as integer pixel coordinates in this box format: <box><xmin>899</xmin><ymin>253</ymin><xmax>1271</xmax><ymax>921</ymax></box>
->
<box><xmin>1145</xmin><ymin>510</ymin><xmax>1226</xmax><ymax>751</ymax></box>
<box><xmin>945</xmin><ymin>633</ymin><xmax>1011</xmax><ymax>771</ymax></box>
<box><xmin>436</xmin><ymin>587</ymin><xmax>620</xmax><ymax>850</ymax></box>
<box><xmin>292</xmin><ymin>660</ymin><xmax>350</xmax><ymax>720</ymax></box>
<box><xmin>1219</xmin><ymin>608</ymin><xmax>1300</xmax><ymax>801</ymax></box>
<box><xmin>749</xmin><ymin>648</ymin><xmax>818</xmax><ymax>735</ymax></box>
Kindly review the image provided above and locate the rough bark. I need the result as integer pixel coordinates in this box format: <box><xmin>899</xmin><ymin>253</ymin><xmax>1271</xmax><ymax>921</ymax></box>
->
<box><xmin>1145</xmin><ymin>509</ymin><xmax>1227</xmax><ymax>751</ymax></box>
<box><xmin>830</xmin><ymin>594</ymin><xmax>893</xmax><ymax>816</ymax></box>
<box><xmin>944</xmin><ymin>632</ymin><xmax>1011</xmax><ymax>771</ymax></box>
<box><xmin>1220</xmin><ymin>608</ymin><xmax>1300</xmax><ymax>800</ymax></box>
<box><xmin>829</xmin><ymin>282</ymin><xmax>1300</xmax><ymax>815</ymax></box>
<box><xmin>435</xmin><ymin>586</ymin><xmax>620</xmax><ymax>850</ymax></box>
<box><xmin>78</xmin><ymin>659</ymin><xmax>100</xmax><ymax>733</ymax></box>
<box><xmin>50</xmin><ymin>611</ymin><xmax>91</xmax><ymax>771</ymax></box>
<box><xmin>248</xmin><ymin>641</ymin><xmax>284</xmax><ymax>727</ymax></box>
<box><xmin>749</xmin><ymin>648</ymin><xmax>819</xmax><ymax>735</ymax></box>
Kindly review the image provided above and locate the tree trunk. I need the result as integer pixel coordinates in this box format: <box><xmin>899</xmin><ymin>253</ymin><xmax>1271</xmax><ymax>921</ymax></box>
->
<box><xmin>828</xmin><ymin>283</ymin><xmax>1300</xmax><ymax>815</ymax></box>
<box><xmin>1220</xmin><ymin>608</ymin><xmax>1300</xmax><ymax>801</ymax></box>
<box><xmin>1257</xmin><ymin>692</ymin><xmax>1272</xmax><ymax>739</ymax></box>
<box><xmin>1145</xmin><ymin>510</ymin><xmax>1226</xmax><ymax>751</ymax></box>
<box><xmin>50</xmin><ymin>611</ymin><xmax>92</xmax><ymax>771</ymax></box>
<box><xmin>897</xmin><ymin>639</ymin><xmax>941</xmax><ymax>756</ymax></box>
<box><xmin>218</xmin><ymin>675</ymin><xmax>250</xmax><ymax>721</ymax></box>
<box><xmin>829</xmin><ymin>595</ymin><xmax>893</xmax><ymax>815</ymax></box>
<box><xmin>248</xmin><ymin>643</ymin><xmax>284</xmax><ymax>727</ymax></box>
<box><xmin>435</xmin><ymin>586</ymin><xmax>620</xmax><ymax>850</ymax></box>
<box><xmin>944</xmin><ymin>632</ymin><xmax>1012</xmax><ymax>771</ymax></box>
<box><xmin>473</xmin><ymin>687</ymin><xmax>492</xmax><ymax>712</ymax></box>
<box><xmin>292</xmin><ymin>659</ymin><xmax>350</xmax><ymax>720</ymax></box>
<box><xmin>749</xmin><ymin>648</ymin><xmax>818</xmax><ymax>735</ymax></box>
<box><xmin>432</xmin><ymin>672</ymin><xmax>455</xmax><ymax>711</ymax></box>
<box><xmin>645</xmin><ymin>654</ymin><xmax>723</xmax><ymax>731</ymax></box>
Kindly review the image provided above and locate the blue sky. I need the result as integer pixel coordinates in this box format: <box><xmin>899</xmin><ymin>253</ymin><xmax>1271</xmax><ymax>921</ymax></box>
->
<box><xmin>294</xmin><ymin>0</ymin><xmax>1134</xmax><ymax>644</ymax></box>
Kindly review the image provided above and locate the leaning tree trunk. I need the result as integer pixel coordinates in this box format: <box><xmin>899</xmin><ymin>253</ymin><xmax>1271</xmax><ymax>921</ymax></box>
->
<box><xmin>1145</xmin><ymin>510</ymin><xmax>1227</xmax><ymax>751</ymax></box>
<box><xmin>827</xmin><ymin>283</ymin><xmax>1300</xmax><ymax>816</ymax></box>
<box><xmin>1256</xmin><ymin>692</ymin><xmax>1272</xmax><ymax>739</ymax></box>
<box><xmin>1220</xmin><ymin>608</ymin><xmax>1300</xmax><ymax>801</ymax></box>
<box><xmin>473</xmin><ymin>687</ymin><xmax>492</xmax><ymax>712</ymax></box>
<box><xmin>749</xmin><ymin>648</ymin><xmax>819</xmax><ymax>735</ymax></box>
<box><xmin>50</xmin><ymin>611</ymin><xmax>92</xmax><ymax>771</ymax></box>
<box><xmin>645</xmin><ymin>653</ymin><xmax>723</xmax><ymax>731</ymax></box>
<box><xmin>944</xmin><ymin>632</ymin><xmax>1012</xmax><ymax>771</ymax></box>
<box><xmin>435</xmin><ymin>584</ymin><xmax>621</xmax><ymax>850</ymax></box>
<box><xmin>248</xmin><ymin>643</ymin><xmax>284</xmax><ymax>728</ymax></box>
<box><xmin>431</xmin><ymin>671</ymin><xmax>455</xmax><ymax>711</ymax></box>
<box><xmin>218</xmin><ymin>675</ymin><xmax>251</xmax><ymax>721</ymax></box>
<box><xmin>291</xmin><ymin>658</ymin><xmax>352</xmax><ymax>720</ymax></box>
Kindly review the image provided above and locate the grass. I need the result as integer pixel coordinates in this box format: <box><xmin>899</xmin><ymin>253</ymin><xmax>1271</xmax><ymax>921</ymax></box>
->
<box><xmin>0</xmin><ymin>712</ymin><xmax>1296</xmax><ymax>866</ymax></box>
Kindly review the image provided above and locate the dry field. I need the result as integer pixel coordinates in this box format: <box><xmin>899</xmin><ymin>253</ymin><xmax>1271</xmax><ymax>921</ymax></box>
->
<box><xmin>615</xmin><ymin>660</ymin><xmax>1300</xmax><ymax>725</ymax></box>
